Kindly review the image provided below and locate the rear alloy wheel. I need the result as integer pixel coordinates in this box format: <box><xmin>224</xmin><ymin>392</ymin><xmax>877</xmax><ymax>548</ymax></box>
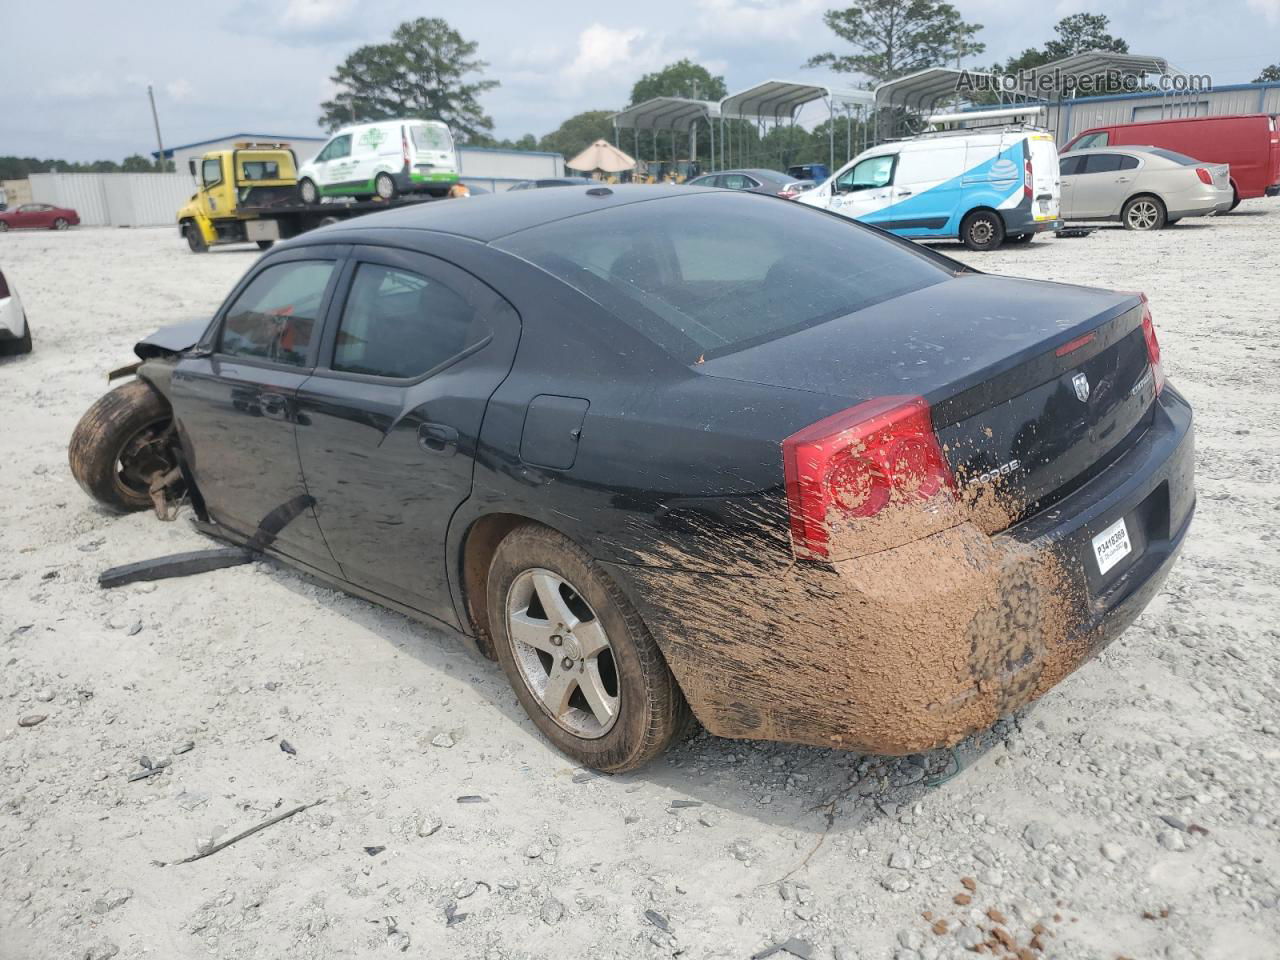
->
<box><xmin>298</xmin><ymin>177</ymin><xmax>319</xmax><ymax>205</ymax></box>
<box><xmin>374</xmin><ymin>172</ymin><xmax>398</xmax><ymax>200</ymax></box>
<box><xmin>488</xmin><ymin>524</ymin><xmax>688</xmax><ymax>772</ymax></box>
<box><xmin>53</xmin><ymin>217</ymin><xmax>69</xmax><ymax>230</ymax></box>
<box><xmin>69</xmin><ymin>379</ymin><xmax>179</xmax><ymax>513</ymax></box>
<box><xmin>960</xmin><ymin>210</ymin><xmax>1005</xmax><ymax>251</ymax></box>
<box><xmin>1122</xmin><ymin>195</ymin><xmax>1166</xmax><ymax>231</ymax></box>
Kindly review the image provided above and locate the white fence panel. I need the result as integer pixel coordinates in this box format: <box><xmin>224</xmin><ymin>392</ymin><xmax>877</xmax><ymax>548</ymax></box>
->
<box><xmin>27</xmin><ymin>173</ymin><xmax>191</xmax><ymax>227</ymax></box>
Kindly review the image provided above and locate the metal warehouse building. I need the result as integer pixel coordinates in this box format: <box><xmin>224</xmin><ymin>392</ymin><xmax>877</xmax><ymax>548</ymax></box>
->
<box><xmin>1042</xmin><ymin>82</ymin><xmax>1280</xmax><ymax>144</ymax></box>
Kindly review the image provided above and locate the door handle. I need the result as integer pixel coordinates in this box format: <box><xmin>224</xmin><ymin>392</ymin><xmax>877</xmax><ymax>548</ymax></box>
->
<box><xmin>897</xmin><ymin>189</ymin><xmax>913</xmax><ymax>196</ymax></box>
<box><xmin>417</xmin><ymin>422</ymin><xmax>459</xmax><ymax>456</ymax></box>
<box><xmin>1116</xmin><ymin>177</ymin><xmax>1131</xmax><ymax>183</ymax></box>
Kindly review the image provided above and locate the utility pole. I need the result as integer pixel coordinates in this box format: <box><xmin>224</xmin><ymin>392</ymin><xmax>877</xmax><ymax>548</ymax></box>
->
<box><xmin>148</xmin><ymin>85</ymin><xmax>167</xmax><ymax>172</ymax></box>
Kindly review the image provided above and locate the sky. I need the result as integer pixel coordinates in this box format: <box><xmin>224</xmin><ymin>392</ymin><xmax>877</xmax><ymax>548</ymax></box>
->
<box><xmin>3</xmin><ymin>0</ymin><xmax>1279</xmax><ymax>162</ymax></box>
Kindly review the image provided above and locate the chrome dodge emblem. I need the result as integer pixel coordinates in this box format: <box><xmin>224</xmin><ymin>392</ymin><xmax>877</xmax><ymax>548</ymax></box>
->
<box><xmin>1072</xmin><ymin>372</ymin><xmax>1091</xmax><ymax>402</ymax></box>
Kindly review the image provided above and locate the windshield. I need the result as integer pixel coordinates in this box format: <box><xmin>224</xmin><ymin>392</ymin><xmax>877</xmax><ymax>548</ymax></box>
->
<box><xmin>495</xmin><ymin>192</ymin><xmax>951</xmax><ymax>361</ymax></box>
<box><xmin>411</xmin><ymin>124</ymin><xmax>453</xmax><ymax>152</ymax></box>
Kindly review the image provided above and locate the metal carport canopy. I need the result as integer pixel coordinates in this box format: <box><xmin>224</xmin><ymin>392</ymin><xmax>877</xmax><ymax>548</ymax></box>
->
<box><xmin>612</xmin><ymin>97</ymin><xmax>720</xmax><ymax>131</ymax></box>
<box><xmin>720</xmin><ymin>79</ymin><xmax>873</xmax><ymax>121</ymax></box>
<box><xmin>874</xmin><ymin>67</ymin><xmax>994</xmax><ymax>112</ymax></box>
<box><xmin>1019</xmin><ymin>51</ymin><xmax>1173</xmax><ymax>91</ymax></box>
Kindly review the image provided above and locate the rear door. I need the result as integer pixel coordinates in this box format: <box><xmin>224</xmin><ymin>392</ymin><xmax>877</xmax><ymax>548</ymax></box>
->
<box><xmin>168</xmin><ymin>249</ymin><xmax>346</xmax><ymax>575</ymax></box>
<box><xmin>294</xmin><ymin>245</ymin><xmax>521</xmax><ymax>622</ymax></box>
<box><xmin>1027</xmin><ymin>133</ymin><xmax>1061</xmax><ymax>221</ymax></box>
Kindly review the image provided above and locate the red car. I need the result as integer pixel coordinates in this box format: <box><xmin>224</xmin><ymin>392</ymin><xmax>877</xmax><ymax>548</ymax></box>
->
<box><xmin>0</xmin><ymin>203</ymin><xmax>80</xmax><ymax>231</ymax></box>
<box><xmin>1064</xmin><ymin>114</ymin><xmax>1280</xmax><ymax>208</ymax></box>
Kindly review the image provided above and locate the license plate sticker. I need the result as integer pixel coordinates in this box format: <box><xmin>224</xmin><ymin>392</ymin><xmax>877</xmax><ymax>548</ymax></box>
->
<box><xmin>1092</xmin><ymin>517</ymin><xmax>1132</xmax><ymax>575</ymax></box>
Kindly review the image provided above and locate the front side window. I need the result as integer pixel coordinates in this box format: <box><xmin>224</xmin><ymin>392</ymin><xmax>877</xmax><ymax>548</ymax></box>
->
<box><xmin>318</xmin><ymin>135</ymin><xmax>352</xmax><ymax>162</ymax></box>
<box><xmin>202</xmin><ymin>158</ymin><xmax>222</xmax><ymax>187</ymax></box>
<box><xmin>332</xmin><ymin>263</ymin><xmax>480</xmax><ymax>378</ymax></box>
<box><xmin>1059</xmin><ymin>156</ymin><xmax>1085</xmax><ymax>176</ymax></box>
<box><xmin>495</xmin><ymin>191</ymin><xmax>949</xmax><ymax>361</ymax></box>
<box><xmin>219</xmin><ymin>260</ymin><xmax>335</xmax><ymax>366</ymax></box>
<box><xmin>837</xmin><ymin>154</ymin><xmax>895</xmax><ymax>191</ymax></box>
<box><xmin>1074</xmin><ymin>132</ymin><xmax>1109</xmax><ymax>149</ymax></box>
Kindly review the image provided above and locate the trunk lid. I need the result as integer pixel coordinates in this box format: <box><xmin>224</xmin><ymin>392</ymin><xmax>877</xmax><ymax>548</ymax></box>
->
<box><xmin>1205</xmin><ymin>162</ymin><xmax>1231</xmax><ymax>191</ymax></box>
<box><xmin>700</xmin><ymin>273</ymin><xmax>1155</xmax><ymax>530</ymax></box>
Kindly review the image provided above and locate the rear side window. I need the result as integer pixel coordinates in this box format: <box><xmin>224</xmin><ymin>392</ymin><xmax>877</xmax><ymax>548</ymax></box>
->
<box><xmin>494</xmin><ymin>191</ymin><xmax>950</xmax><ymax>360</ymax></box>
<box><xmin>332</xmin><ymin>263</ymin><xmax>481</xmax><ymax>378</ymax></box>
<box><xmin>1083</xmin><ymin>154</ymin><xmax>1126</xmax><ymax>173</ymax></box>
<box><xmin>220</xmin><ymin>261</ymin><xmax>335</xmax><ymax>366</ymax></box>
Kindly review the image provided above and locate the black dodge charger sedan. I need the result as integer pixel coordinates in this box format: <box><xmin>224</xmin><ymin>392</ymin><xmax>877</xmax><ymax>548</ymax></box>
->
<box><xmin>70</xmin><ymin>185</ymin><xmax>1194</xmax><ymax>772</ymax></box>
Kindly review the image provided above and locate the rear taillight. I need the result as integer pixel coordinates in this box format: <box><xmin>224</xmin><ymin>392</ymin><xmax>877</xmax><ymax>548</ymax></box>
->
<box><xmin>782</xmin><ymin>396</ymin><xmax>955</xmax><ymax>560</ymax></box>
<box><xmin>0</xmin><ymin>270</ymin><xmax>8</xmax><ymax>299</ymax></box>
<box><xmin>1024</xmin><ymin>151</ymin><xmax>1033</xmax><ymax>200</ymax></box>
<box><xmin>1195</xmin><ymin>167</ymin><xmax>1213</xmax><ymax>185</ymax></box>
<box><xmin>1138</xmin><ymin>294</ymin><xmax>1165</xmax><ymax>395</ymax></box>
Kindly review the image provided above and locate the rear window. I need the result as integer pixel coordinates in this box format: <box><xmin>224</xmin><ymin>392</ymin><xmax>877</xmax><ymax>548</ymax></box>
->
<box><xmin>1146</xmin><ymin>148</ymin><xmax>1199</xmax><ymax>165</ymax></box>
<box><xmin>411</xmin><ymin>124</ymin><xmax>453</xmax><ymax>151</ymax></box>
<box><xmin>494</xmin><ymin>192</ymin><xmax>951</xmax><ymax>360</ymax></box>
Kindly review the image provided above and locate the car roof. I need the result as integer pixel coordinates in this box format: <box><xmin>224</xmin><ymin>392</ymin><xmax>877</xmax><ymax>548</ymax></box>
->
<box><xmin>315</xmin><ymin>184</ymin><xmax>723</xmax><ymax>243</ymax></box>
<box><xmin>1060</xmin><ymin>146</ymin><xmax>1161</xmax><ymax>156</ymax></box>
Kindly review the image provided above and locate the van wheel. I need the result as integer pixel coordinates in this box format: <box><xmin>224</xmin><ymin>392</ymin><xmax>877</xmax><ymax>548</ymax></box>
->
<box><xmin>1122</xmin><ymin>195</ymin><xmax>1166</xmax><ymax>231</ymax></box>
<box><xmin>69</xmin><ymin>380</ymin><xmax>179</xmax><ymax>513</ymax></box>
<box><xmin>960</xmin><ymin>210</ymin><xmax>1005</xmax><ymax>251</ymax></box>
<box><xmin>298</xmin><ymin>178</ymin><xmax>319</xmax><ymax>205</ymax></box>
<box><xmin>374</xmin><ymin>172</ymin><xmax>398</xmax><ymax>200</ymax></box>
<box><xmin>487</xmin><ymin>523</ymin><xmax>689</xmax><ymax>773</ymax></box>
<box><xmin>184</xmin><ymin>223</ymin><xmax>207</xmax><ymax>253</ymax></box>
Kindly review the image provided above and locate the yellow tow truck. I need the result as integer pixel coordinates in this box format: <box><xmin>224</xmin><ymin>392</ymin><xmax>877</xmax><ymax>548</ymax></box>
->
<box><xmin>177</xmin><ymin>142</ymin><xmax>448</xmax><ymax>253</ymax></box>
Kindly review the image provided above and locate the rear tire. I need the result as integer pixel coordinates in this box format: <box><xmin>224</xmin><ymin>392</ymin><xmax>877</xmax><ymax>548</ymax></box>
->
<box><xmin>184</xmin><ymin>223</ymin><xmax>208</xmax><ymax>253</ymax></box>
<box><xmin>0</xmin><ymin>318</ymin><xmax>32</xmax><ymax>356</ymax></box>
<box><xmin>69</xmin><ymin>380</ymin><xmax>176</xmax><ymax>513</ymax></box>
<box><xmin>487</xmin><ymin>523</ymin><xmax>689</xmax><ymax>773</ymax></box>
<box><xmin>298</xmin><ymin>178</ymin><xmax>319</xmax><ymax>205</ymax></box>
<box><xmin>960</xmin><ymin>209</ymin><xmax>1005</xmax><ymax>251</ymax></box>
<box><xmin>1122</xmin><ymin>195</ymin><xmax>1166</xmax><ymax>231</ymax></box>
<box><xmin>0</xmin><ymin>221</ymin><xmax>9</xmax><ymax>232</ymax></box>
<box><xmin>374</xmin><ymin>172</ymin><xmax>397</xmax><ymax>200</ymax></box>
<box><xmin>1229</xmin><ymin>184</ymin><xmax>1241</xmax><ymax>211</ymax></box>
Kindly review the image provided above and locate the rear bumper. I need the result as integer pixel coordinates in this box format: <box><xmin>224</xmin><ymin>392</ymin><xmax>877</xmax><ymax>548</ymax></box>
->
<box><xmin>613</xmin><ymin>386</ymin><xmax>1194</xmax><ymax>753</ymax></box>
<box><xmin>0</xmin><ymin>294</ymin><xmax>26</xmax><ymax>339</ymax></box>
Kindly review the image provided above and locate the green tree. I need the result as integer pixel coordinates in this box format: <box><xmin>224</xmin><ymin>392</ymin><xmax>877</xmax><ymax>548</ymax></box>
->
<box><xmin>1256</xmin><ymin>63</ymin><xmax>1280</xmax><ymax>83</ymax></box>
<box><xmin>121</xmin><ymin>154</ymin><xmax>155</xmax><ymax>172</ymax></box>
<box><xmin>467</xmin><ymin>132</ymin><xmax>539</xmax><ymax>151</ymax></box>
<box><xmin>630</xmin><ymin>59</ymin><xmax>728</xmax><ymax>104</ymax></box>
<box><xmin>319</xmin><ymin>17</ymin><xmax>498</xmax><ymax>139</ymax></box>
<box><xmin>996</xmin><ymin>14</ymin><xmax>1129</xmax><ymax>75</ymax></box>
<box><xmin>807</xmin><ymin>0</ymin><xmax>985</xmax><ymax>83</ymax></box>
<box><xmin>538</xmin><ymin>110</ymin><xmax>617</xmax><ymax>163</ymax></box>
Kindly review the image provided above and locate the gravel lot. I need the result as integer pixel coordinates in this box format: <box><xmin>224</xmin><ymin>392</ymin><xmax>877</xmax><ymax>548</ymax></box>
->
<box><xmin>2</xmin><ymin>206</ymin><xmax>1278</xmax><ymax>960</ymax></box>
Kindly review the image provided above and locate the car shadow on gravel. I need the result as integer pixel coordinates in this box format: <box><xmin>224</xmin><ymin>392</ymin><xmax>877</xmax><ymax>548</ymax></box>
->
<box><xmin>252</xmin><ymin>550</ymin><xmax>1019</xmax><ymax>832</ymax></box>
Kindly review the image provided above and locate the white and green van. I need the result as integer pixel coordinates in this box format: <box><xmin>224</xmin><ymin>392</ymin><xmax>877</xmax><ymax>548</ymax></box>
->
<box><xmin>296</xmin><ymin>119</ymin><xmax>460</xmax><ymax>203</ymax></box>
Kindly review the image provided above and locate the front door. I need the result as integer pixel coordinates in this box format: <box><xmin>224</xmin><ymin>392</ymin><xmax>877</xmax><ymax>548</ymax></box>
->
<box><xmin>294</xmin><ymin>245</ymin><xmax>521</xmax><ymax>623</ymax></box>
<box><xmin>313</xmin><ymin>134</ymin><xmax>355</xmax><ymax>194</ymax></box>
<box><xmin>829</xmin><ymin>154</ymin><xmax>898</xmax><ymax>225</ymax></box>
<box><xmin>168</xmin><ymin>250</ymin><xmax>345</xmax><ymax>576</ymax></box>
<box><xmin>1058</xmin><ymin>155</ymin><xmax>1084</xmax><ymax>218</ymax></box>
<box><xmin>1071</xmin><ymin>153</ymin><xmax>1130</xmax><ymax>219</ymax></box>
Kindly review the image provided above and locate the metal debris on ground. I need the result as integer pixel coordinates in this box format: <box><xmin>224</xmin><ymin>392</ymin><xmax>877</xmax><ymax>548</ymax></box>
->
<box><xmin>153</xmin><ymin>799</ymin><xmax>324</xmax><ymax>866</ymax></box>
<box><xmin>456</xmin><ymin>795</ymin><xmax>487</xmax><ymax>803</ymax></box>
<box><xmin>751</xmin><ymin>936</ymin><xmax>816</xmax><ymax>959</ymax></box>
<box><xmin>364</xmin><ymin>845</ymin><xmax>386</xmax><ymax>857</ymax></box>
<box><xmin>670</xmin><ymin>799</ymin><xmax>703</xmax><ymax>808</ymax></box>
<box><xmin>279</xmin><ymin>739</ymin><xmax>297</xmax><ymax>755</ymax></box>
<box><xmin>643</xmin><ymin>909</ymin><xmax>673</xmax><ymax>934</ymax></box>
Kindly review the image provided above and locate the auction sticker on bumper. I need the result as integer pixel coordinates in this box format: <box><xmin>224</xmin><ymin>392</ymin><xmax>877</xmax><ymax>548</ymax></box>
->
<box><xmin>1092</xmin><ymin>517</ymin><xmax>1132</xmax><ymax>575</ymax></box>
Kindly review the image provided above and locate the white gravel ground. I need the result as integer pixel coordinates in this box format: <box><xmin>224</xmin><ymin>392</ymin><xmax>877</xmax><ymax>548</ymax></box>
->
<box><xmin>2</xmin><ymin>206</ymin><xmax>1278</xmax><ymax>960</ymax></box>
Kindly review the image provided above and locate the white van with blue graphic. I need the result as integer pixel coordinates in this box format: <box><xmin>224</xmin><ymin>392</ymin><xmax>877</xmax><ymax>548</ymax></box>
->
<box><xmin>798</xmin><ymin>128</ymin><xmax>1062</xmax><ymax>250</ymax></box>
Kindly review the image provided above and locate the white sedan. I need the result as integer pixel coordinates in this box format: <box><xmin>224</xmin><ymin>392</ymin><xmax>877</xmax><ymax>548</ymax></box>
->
<box><xmin>0</xmin><ymin>267</ymin><xmax>31</xmax><ymax>356</ymax></box>
<box><xmin>1058</xmin><ymin>147</ymin><xmax>1232</xmax><ymax>230</ymax></box>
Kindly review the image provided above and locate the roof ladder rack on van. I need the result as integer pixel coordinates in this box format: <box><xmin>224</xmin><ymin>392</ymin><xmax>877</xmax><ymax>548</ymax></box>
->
<box><xmin>921</xmin><ymin>106</ymin><xmax>1049</xmax><ymax>138</ymax></box>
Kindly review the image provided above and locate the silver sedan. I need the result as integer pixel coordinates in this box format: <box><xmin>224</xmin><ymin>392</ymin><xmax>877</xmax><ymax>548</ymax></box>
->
<box><xmin>1058</xmin><ymin>147</ymin><xmax>1232</xmax><ymax>230</ymax></box>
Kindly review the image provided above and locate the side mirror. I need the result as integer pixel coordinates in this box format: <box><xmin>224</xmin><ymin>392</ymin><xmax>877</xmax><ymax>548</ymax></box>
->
<box><xmin>188</xmin><ymin>159</ymin><xmax>197</xmax><ymax>178</ymax></box>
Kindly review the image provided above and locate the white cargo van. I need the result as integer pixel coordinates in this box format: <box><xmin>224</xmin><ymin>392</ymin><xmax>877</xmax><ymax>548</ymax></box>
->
<box><xmin>799</xmin><ymin>123</ymin><xmax>1062</xmax><ymax>250</ymax></box>
<box><xmin>297</xmin><ymin>119</ymin><xmax>460</xmax><ymax>204</ymax></box>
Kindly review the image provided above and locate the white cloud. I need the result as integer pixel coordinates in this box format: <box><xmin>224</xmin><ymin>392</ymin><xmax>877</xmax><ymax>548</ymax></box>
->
<box><xmin>280</xmin><ymin>0</ymin><xmax>357</xmax><ymax>29</ymax></box>
<box><xmin>561</xmin><ymin>23</ymin><xmax>697</xmax><ymax>91</ymax></box>
<box><xmin>693</xmin><ymin>0</ymin><xmax>826</xmax><ymax>42</ymax></box>
<box><xmin>1246</xmin><ymin>0</ymin><xmax>1280</xmax><ymax>22</ymax></box>
<box><xmin>165</xmin><ymin>79</ymin><xmax>194</xmax><ymax>102</ymax></box>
